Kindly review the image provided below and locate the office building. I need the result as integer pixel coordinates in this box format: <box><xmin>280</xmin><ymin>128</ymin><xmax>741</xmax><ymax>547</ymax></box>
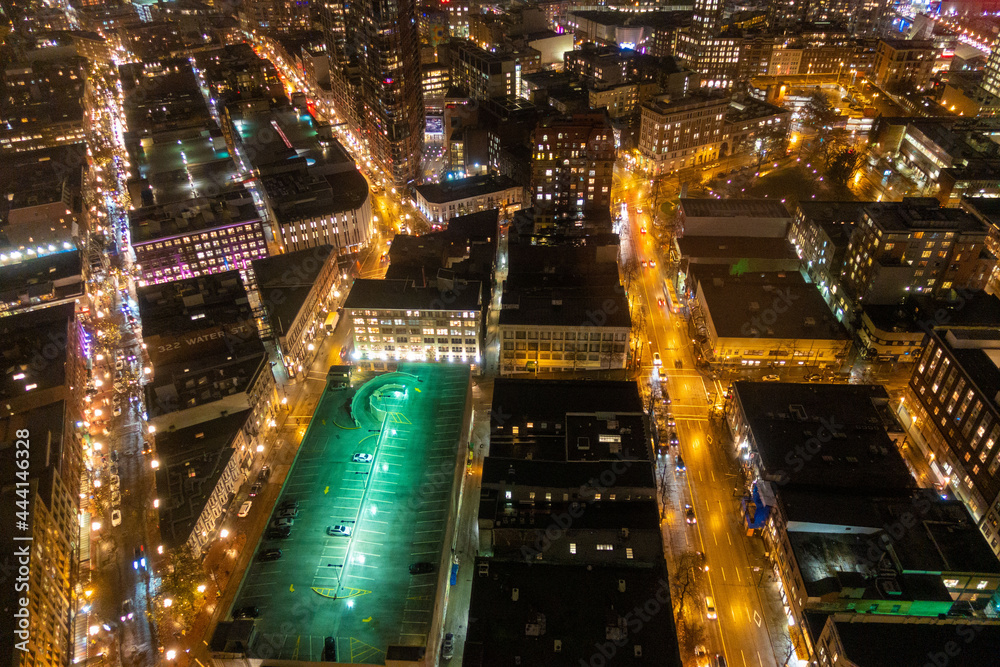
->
<box><xmin>530</xmin><ymin>114</ymin><xmax>615</xmax><ymax>232</ymax></box>
<box><xmin>841</xmin><ymin>199</ymin><xmax>993</xmax><ymax>307</ymax></box>
<box><xmin>239</xmin><ymin>0</ymin><xmax>310</xmax><ymax>33</ymax></box>
<box><xmin>449</xmin><ymin>40</ymin><xmax>524</xmax><ymax>101</ymax></box>
<box><xmin>685</xmin><ymin>0</ymin><xmax>739</xmax><ymax>88</ymax></box>
<box><xmin>1</xmin><ymin>55</ymin><xmax>88</xmax><ymax>152</ymax></box>
<box><xmin>679</xmin><ymin>198</ymin><xmax>792</xmax><ymax>238</ymax></box>
<box><xmin>344</xmin><ymin>278</ymin><xmax>484</xmax><ymax>369</ymax></box>
<box><xmin>130</xmin><ymin>189</ymin><xmax>269</xmax><ymax>287</ymax></box>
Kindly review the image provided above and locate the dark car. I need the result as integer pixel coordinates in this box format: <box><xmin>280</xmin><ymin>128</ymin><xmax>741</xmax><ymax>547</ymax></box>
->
<box><xmin>258</xmin><ymin>466</ymin><xmax>271</xmax><ymax>482</ymax></box>
<box><xmin>233</xmin><ymin>605</ymin><xmax>259</xmax><ymax>619</ymax></box>
<box><xmin>442</xmin><ymin>633</ymin><xmax>455</xmax><ymax>660</ymax></box>
<box><xmin>258</xmin><ymin>549</ymin><xmax>282</xmax><ymax>562</ymax></box>
<box><xmin>669</xmin><ymin>432</ymin><xmax>679</xmax><ymax>447</ymax></box>
<box><xmin>323</xmin><ymin>636</ymin><xmax>337</xmax><ymax>661</ymax></box>
<box><xmin>675</xmin><ymin>454</ymin><xmax>686</xmax><ymax>473</ymax></box>
<box><xmin>133</xmin><ymin>545</ymin><xmax>145</xmax><ymax>570</ymax></box>
<box><xmin>249</xmin><ymin>483</ymin><xmax>262</xmax><ymax>497</ymax></box>
<box><xmin>120</xmin><ymin>599</ymin><xmax>134</xmax><ymax>622</ymax></box>
<box><xmin>685</xmin><ymin>504</ymin><xmax>697</xmax><ymax>524</ymax></box>
<box><xmin>110</xmin><ymin>450</ymin><xmax>120</xmax><ymax>463</ymax></box>
<box><xmin>409</xmin><ymin>562</ymin><xmax>435</xmax><ymax>575</ymax></box>
<box><xmin>279</xmin><ymin>498</ymin><xmax>298</xmax><ymax>510</ymax></box>
<box><xmin>266</xmin><ymin>526</ymin><xmax>291</xmax><ymax>539</ymax></box>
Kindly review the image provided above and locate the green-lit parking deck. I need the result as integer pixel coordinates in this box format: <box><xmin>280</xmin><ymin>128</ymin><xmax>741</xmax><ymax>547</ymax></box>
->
<box><xmin>230</xmin><ymin>363</ymin><xmax>471</xmax><ymax>663</ymax></box>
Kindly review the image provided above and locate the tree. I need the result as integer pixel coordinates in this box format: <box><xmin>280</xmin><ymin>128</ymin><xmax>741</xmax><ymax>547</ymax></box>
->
<box><xmin>671</xmin><ymin>550</ymin><xmax>708</xmax><ymax>657</ymax></box>
<box><xmin>805</xmin><ymin>90</ymin><xmax>838</xmax><ymax>129</ymax></box>
<box><xmin>152</xmin><ymin>544</ymin><xmax>206</xmax><ymax>636</ymax></box>
<box><xmin>827</xmin><ymin>147</ymin><xmax>865</xmax><ymax>187</ymax></box>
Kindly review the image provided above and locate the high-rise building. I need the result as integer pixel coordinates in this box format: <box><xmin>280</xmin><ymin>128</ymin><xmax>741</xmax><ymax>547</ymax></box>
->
<box><xmin>530</xmin><ymin>114</ymin><xmax>615</xmax><ymax>231</ymax></box>
<box><xmin>239</xmin><ymin>0</ymin><xmax>311</xmax><ymax>33</ymax></box>
<box><xmin>978</xmin><ymin>37</ymin><xmax>1000</xmax><ymax>113</ymax></box>
<box><xmin>685</xmin><ymin>0</ymin><xmax>739</xmax><ymax>88</ymax></box>
<box><xmin>347</xmin><ymin>0</ymin><xmax>426</xmax><ymax>185</ymax></box>
<box><xmin>638</xmin><ymin>94</ymin><xmax>728</xmax><ymax>175</ymax></box>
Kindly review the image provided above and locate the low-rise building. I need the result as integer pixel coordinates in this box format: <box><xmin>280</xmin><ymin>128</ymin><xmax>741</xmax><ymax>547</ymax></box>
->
<box><xmin>872</xmin><ymin>38</ymin><xmax>935</xmax><ymax>92</ymax></box>
<box><xmin>131</xmin><ymin>188</ymin><xmax>268</xmax><ymax>286</ymax></box>
<box><xmin>687</xmin><ymin>265</ymin><xmax>850</xmax><ymax>370</ymax></box>
<box><xmin>499</xmin><ymin>242</ymin><xmax>629</xmax><ymax>375</ymax></box>
<box><xmin>961</xmin><ymin>197</ymin><xmax>1000</xmax><ymax>291</ymax></box>
<box><xmin>145</xmin><ymin>338</ymin><xmax>276</xmax><ymax>443</ymax></box>
<box><xmin>413</xmin><ymin>174</ymin><xmax>523</xmax><ymax>225</ymax></box>
<box><xmin>679</xmin><ymin>198</ymin><xmax>792</xmax><ymax>238</ymax></box>
<box><xmin>937</xmin><ymin>160</ymin><xmax>1000</xmax><ymax>206</ymax></box>
<box><xmin>154</xmin><ymin>411</ymin><xmax>254</xmax><ymax>557</ymax></box>
<box><xmin>137</xmin><ymin>271</ymin><xmax>257</xmax><ymax>366</ymax></box>
<box><xmin>251</xmin><ymin>245</ymin><xmax>340</xmax><ymax>379</ymax></box>
<box><xmin>0</xmin><ymin>250</ymin><xmax>85</xmax><ymax>318</ymax></box>
<box><xmin>722</xmin><ymin>96</ymin><xmax>791</xmax><ymax>158</ymax></box>
<box><xmin>344</xmin><ymin>278</ymin><xmax>483</xmax><ymax>370</ymax></box>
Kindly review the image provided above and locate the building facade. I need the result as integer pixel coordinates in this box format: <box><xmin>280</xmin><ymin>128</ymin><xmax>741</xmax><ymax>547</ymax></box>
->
<box><xmin>414</xmin><ymin>175</ymin><xmax>524</xmax><ymax>225</ymax></box>
<box><xmin>638</xmin><ymin>94</ymin><xmax>728</xmax><ymax>175</ymax></box>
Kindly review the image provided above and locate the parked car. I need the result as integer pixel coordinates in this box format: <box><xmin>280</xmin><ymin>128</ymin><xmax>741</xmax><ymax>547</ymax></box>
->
<box><xmin>113</xmin><ymin>405</ymin><xmax>122</xmax><ymax>417</ymax></box>
<box><xmin>804</xmin><ymin>373</ymin><xmax>823</xmax><ymax>382</ymax></box>
<box><xmin>352</xmin><ymin>453</ymin><xmax>374</xmax><ymax>463</ymax></box>
<box><xmin>258</xmin><ymin>466</ymin><xmax>271</xmax><ymax>482</ymax></box>
<box><xmin>238</xmin><ymin>501</ymin><xmax>252</xmax><ymax>518</ymax></box>
<box><xmin>110</xmin><ymin>450</ymin><xmax>120</xmax><ymax>463</ymax></box>
<box><xmin>323</xmin><ymin>636</ymin><xmax>337</xmax><ymax>661</ymax></box>
<box><xmin>233</xmin><ymin>605</ymin><xmax>259</xmax><ymax>619</ymax></box>
<box><xmin>266</xmin><ymin>526</ymin><xmax>291</xmax><ymax>539</ymax></box>
<box><xmin>279</xmin><ymin>498</ymin><xmax>298</xmax><ymax>510</ymax></box>
<box><xmin>442</xmin><ymin>633</ymin><xmax>455</xmax><ymax>660</ymax></box>
<box><xmin>257</xmin><ymin>549</ymin><xmax>282</xmax><ymax>562</ymax></box>
<box><xmin>277</xmin><ymin>507</ymin><xmax>298</xmax><ymax>519</ymax></box>
<box><xmin>327</xmin><ymin>524</ymin><xmax>352</xmax><ymax>537</ymax></box>
<box><xmin>249</xmin><ymin>483</ymin><xmax>262</xmax><ymax>497</ymax></box>
<box><xmin>111</xmin><ymin>509</ymin><xmax>122</xmax><ymax>527</ymax></box>
<box><xmin>409</xmin><ymin>562</ymin><xmax>435</xmax><ymax>574</ymax></box>
<box><xmin>271</xmin><ymin>517</ymin><xmax>294</xmax><ymax>528</ymax></box>
<box><xmin>762</xmin><ymin>374</ymin><xmax>781</xmax><ymax>382</ymax></box>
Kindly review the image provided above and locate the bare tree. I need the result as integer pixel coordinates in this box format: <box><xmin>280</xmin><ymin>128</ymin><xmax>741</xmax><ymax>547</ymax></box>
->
<box><xmin>672</xmin><ymin>550</ymin><xmax>708</xmax><ymax>658</ymax></box>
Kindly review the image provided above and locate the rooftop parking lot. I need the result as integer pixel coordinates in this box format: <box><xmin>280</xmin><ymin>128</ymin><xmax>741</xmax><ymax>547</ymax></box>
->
<box><xmin>228</xmin><ymin>363</ymin><xmax>471</xmax><ymax>662</ymax></box>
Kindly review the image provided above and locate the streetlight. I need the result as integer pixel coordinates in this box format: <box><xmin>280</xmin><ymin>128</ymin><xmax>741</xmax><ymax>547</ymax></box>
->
<box><xmin>220</xmin><ymin>528</ymin><xmax>230</xmax><ymax>538</ymax></box>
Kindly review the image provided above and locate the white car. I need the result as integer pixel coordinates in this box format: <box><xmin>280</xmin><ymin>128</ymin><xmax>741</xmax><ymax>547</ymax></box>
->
<box><xmin>238</xmin><ymin>501</ymin><xmax>252</xmax><ymax>518</ymax></box>
<box><xmin>653</xmin><ymin>352</ymin><xmax>662</xmax><ymax>367</ymax></box>
<box><xmin>113</xmin><ymin>405</ymin><xmax>122</xmax><ymax>417</ymax></box>
<box><xmin>352</xmin><ymin>453</ymin><xmax>374</xmax><ymax>463</ymax></box>
<box><xmin>111</xmin><ymin>509</ymin><xmax>122</xmax><ymax>527</ymax></box>
<box><xmin>327</xmin><ymin>524</ymin><xmax>351</xmax><ymax>537</ymax></box>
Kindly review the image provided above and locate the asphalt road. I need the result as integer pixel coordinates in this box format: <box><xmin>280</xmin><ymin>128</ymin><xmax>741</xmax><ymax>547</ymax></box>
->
<box><xmin>618</xmin><ymin>180</ymin><xmax>784</xmax><ymax>667</ymax></box>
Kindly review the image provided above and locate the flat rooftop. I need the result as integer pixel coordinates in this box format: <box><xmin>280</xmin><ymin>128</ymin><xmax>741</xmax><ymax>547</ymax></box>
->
<box><xmin>961</xmin><ymin>196</ymin><xmax>1000</xmax><ymax>225</ymax></box>
<box><xmin>937</xmin><ymin>327</ymin><xmax>1000</xmax><ymax>407</ymax></box>
<box><xmin>681</xmin><ymin>197</ymin><xmax>792</xmax><ymax>220</ymax></box>
<box><xmin>344</xmin><ymin>278</ymin><xmax>482</xmax><ymax>312</ymax></box>
<box><xmin>136</xmin><ymin>271</ymin><xmax>252</xmax><ymax>338</ymax></box>
<box><xmin>498</xmin><ymin>291</ymin><xmax>631</xmax><ymax>328</ymax></box>
<box><xmin>677</xmin><ymin>235</ymin><xmax>798</xmax><ymax>261</ymax></box>
<box><xmin>0</xmin><ymin>303</ymin><xmax>74</xmax><ymax>402</ymax></box>
<box><xmin>154</xmin><ymin>410</ymin><xmax>247</xmax><ymax>549</ymax></box>
<box><xmin>415</xmin><ymin>174</ymin><xmax>519</xmax><ymax>204</ymax></box>
<box><xmin>130</xmin><ymin>188</ymin><xmax>260</xmax><ymax>244</ymax></box>
<box><xmin>491</xmin><ymin>378</ymin><xmax>644</xmax><ymax>427</ymax></box>
<box><xmin>225</xmin><ymin>363</ymin><xmax>471</xmax><ymax>661</ymax></box>
<box><xmin>260</xmin><ymin>167</ymin><xmax>369</xmax><ymax>225</ymax></box>
<box><xmin>251</xmin><ymin>245</ymin><xmax>334</xmax><ymax>337</ymax></box>
<box><xmin>482</xmin><ymin>457</ymin><xmax>657</xmax><ymax>491</ymax></box>
<box><xmin>229</xmin><ymin>105</ymin><xmax>354</xmax><ymax>172</ymax></box>
<box><xmin>817</xmin><ymin>614</ymin><xmax>1000</xmax><ymax>666</ymax></box>
<box><xmin>465</xmin><ymin>559</ymin><xmax>683</xmax><ymax>666</ymax></box>
<box><xmin>732</xmin><ymin>381</ymin><xmax>915</xmax><ymax>492</ymax></box>
<box><xmin>795</xmin><ymin>200</ymin><xmax>873</xmax><ymax>225</ymax></box>
<box><xmin>864</xmin><ymin>199</ymin><xmax>988</xmax><ymax>234</ymax></box>
<box><xmin>863</xmin><ymin>292</ymin><xmax>1000</xmax><ymax>335</ymax></box>
<box><xmin>690</xmin><ymin>265</ymin><xmax>846</xmax><ymax>340</ymax></box>
<box><xmin>132</xmin><ymin>133</ymin><xmax>239</xmax><ymax>206</ymax></box>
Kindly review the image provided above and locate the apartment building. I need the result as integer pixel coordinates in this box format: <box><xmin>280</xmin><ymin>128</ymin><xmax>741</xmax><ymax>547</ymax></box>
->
<box><xmin>530</xmin><ymin>114</ymin><xmax>615</xmax><ymax>232</ymax></box>
<box><xmin>841</xmin><ymin>199</ymin><xmax>993</xmax><ymax>307</ymax></box>
<box><xmin>449</xmin><ymin>40</ymin><xmax>526</xmax><ymax>100</ymax></box>
<box><xmin>907</xmin><ymin>327</ymin><xmax>1000</xmax><ymax>558</ymax></box>
<box><xmin>872</xmin><ymin>38</ymin><xmax>935</xmax><ymax>92</ymax></box>
<box><xmin>413</xmin><ymin>174</ymin><xmax>523</xmax><ymax>225</ymax></box>
<box><xmin>638</xmin><ymin>94</ymin><xmax>728</xmax><ymax>175</ymax></box>
<box><xmin>344</xmin><ymin>278</ymin><xmax>483</xmax><ymax>369</ymax></box>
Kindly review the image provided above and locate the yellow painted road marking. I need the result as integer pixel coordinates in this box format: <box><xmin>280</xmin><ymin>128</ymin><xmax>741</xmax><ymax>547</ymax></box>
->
<box><xmin>363</xmin><ymin>616</ymin><xmax>373</xmax><ymax>622</ymax></box>
<box><xmin>407</xmin><ymin>595</ymin><xmax>431</xmax><ymax>601</ymax></box>
<box><xmin>311</xmin><ymin>587</ymin><xmax>338</xmax><ymax>598</ymax></box>
<box><xmin>324</xmin><ymin>486</ymin><xmax>329</xmax><ymax>494</ymax></box>
<box><xmin>290</xmin><ymin>584</ymin><xmax>295</xmax><ymax>592</ymax></box>
<box><xmin>350</xmin><ymin>638</ymin><xmax>385</xmax><ymax>662</ymax></box>
<box><xmin>339</xmin><ymin>587</ymin><xmax>371</xmax><ymax>599</ymax></box>
<box><xmin>414</xmin><ymin>387</ymin><xmax>421</xmax><ymax>393</ymax></box>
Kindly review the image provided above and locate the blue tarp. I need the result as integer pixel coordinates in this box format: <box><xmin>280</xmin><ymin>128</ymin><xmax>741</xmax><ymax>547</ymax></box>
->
<box><xmin>450</xmin><ymin>563</ymin><xmax>459</xmax><ymax>586</ymax></box>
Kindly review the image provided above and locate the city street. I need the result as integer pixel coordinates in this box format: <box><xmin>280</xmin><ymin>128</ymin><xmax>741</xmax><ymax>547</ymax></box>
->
<box><xmin>616</xmin><ymin>178</ymin><xmax>787</xmax><ymax>667</ymax></box>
